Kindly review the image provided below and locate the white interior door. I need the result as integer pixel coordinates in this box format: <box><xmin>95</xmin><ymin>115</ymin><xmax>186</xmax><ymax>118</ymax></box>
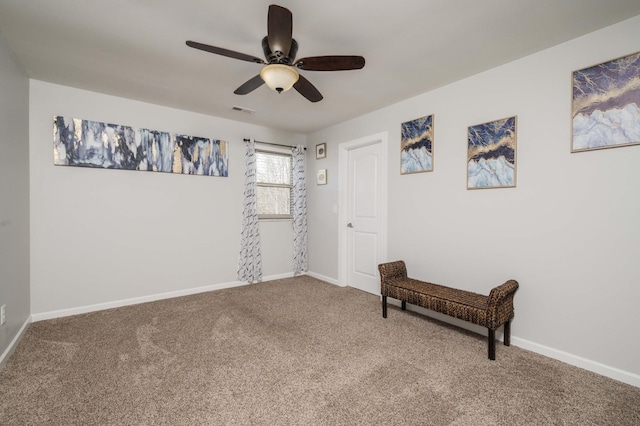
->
<box><xmin>346</xmin><ymin>142</ymin><xmax>383</xmax><ymax>294</ymax></box>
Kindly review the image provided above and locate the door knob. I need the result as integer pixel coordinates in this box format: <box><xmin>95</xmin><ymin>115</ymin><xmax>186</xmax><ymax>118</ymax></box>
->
<box><xmin>347</xmin><ymin>223</ymin><xmax>354</xmax><ymax>228</ymax></box>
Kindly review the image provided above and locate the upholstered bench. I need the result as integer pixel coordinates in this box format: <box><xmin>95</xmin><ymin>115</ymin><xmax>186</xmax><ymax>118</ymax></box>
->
<box><xmin>378</xmin><ymin>260</ymin><xmax>519</xmax><ymax>360</ymax></box>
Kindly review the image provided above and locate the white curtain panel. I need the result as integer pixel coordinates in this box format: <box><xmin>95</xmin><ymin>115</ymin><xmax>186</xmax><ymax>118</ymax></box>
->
<box><xmin>292</xmin><ymin>145</ymin><xmax>308</xmax><ymax>274</ymax></box>
<box><xmin>238</xmin><ymin>139</ymin><xmax>262</xmax><ymax>282</ymax></box>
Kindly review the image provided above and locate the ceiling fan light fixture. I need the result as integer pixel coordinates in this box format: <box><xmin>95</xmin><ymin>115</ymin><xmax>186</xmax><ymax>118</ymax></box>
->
<box><xmin>260</xmin><ymin>64</ymin><xmax>299</xmax><ymax>93</ymax></box>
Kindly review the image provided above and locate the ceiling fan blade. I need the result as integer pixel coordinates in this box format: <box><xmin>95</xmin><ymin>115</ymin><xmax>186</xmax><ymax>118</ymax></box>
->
<box><xmin>186</xmin><ymin>41</ymin><xmax>265</xmax><ymax>64</ymax></box>
<box><xmin>295</xmin><ymin>56</ymin><xmax>365</xmax><ymax>71</ymax></box>
<box><xmin>293</xmin><ymin>75</ymin><xmax>323</xmax><ymax>103</ymax></box>
<box><xmin>267</xmin><ymin>5</ymin><xmax>293</xmax><ymax>58</ymax></box>
<box><xmin>234</xmin><ymin>75</ymin><xmax>265</xmax><ymax>95</ymax></box>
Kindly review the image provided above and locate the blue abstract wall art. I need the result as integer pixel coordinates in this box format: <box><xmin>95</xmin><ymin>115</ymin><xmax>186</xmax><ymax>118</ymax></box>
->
<box><xmin>572</xmin><ymin>51</ymin><xmax>640</xmax><ymax>152</ymax></box>
<box><xmin>401</xmin><ymin>114</ymin><xmax>433</xmax><ymax>174</ymax></box>
<box><xmin>53</xmin><ymin>116</ymin><xmax>229</xmax><ymax>177</ymax></box>
<box><xmin>173</xmin><ymin>134</ymin><xmax>228</xmax><ymax>176</ymax></box>
<box><xmin>467</xmin><ymin>116</ymin><xmax>517</xmax><ymax>189</ymax></box>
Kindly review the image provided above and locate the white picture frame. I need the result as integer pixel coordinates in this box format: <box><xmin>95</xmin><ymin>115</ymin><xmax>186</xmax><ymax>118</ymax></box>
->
<box><xmin>316</xmin><ymin>169</ymin><xmax>327</xmax><ymax>185</ymax></box>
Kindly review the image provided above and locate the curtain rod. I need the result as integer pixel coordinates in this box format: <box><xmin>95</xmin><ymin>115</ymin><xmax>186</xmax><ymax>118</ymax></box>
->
<box><xmin>243</xmin><ymin>138</ymin><xmax>306</xmax><ymax>150</ymax></box>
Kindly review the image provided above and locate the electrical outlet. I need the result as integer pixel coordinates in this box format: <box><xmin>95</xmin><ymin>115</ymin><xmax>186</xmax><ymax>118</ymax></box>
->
<box><xmin>0</xmin><ymin>305</ymin><xmax>5</xmax><ymax>326</ymax></box>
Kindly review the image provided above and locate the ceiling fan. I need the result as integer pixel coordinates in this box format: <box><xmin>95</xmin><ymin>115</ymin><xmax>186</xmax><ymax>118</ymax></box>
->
<box><xmin>186</xmin><ymin>4</ymin><xmax>365</xmax><ymax>102</ymax></box>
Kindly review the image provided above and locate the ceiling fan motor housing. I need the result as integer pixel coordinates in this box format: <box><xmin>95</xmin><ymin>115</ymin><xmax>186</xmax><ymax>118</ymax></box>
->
<box><xmin>262</xmin><ymin>36</ymin><xmax>298</xmax><ymax>65</ymax></box>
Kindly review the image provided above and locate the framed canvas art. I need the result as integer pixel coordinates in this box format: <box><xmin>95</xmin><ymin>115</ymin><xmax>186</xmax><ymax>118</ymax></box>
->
<box><xmin>572</xmin><ymin>51</ymin><xmax>640</xmax><ymax>152</ymax></box>
<box><xmin>467</xmin><ymin>116</ymin><xmax>517</xmax><ymax>189</ymax></box>
<box><xmin>53</xmin><ymin>116</ymin><xmax>229</xmax><ymax>177</ymax></box>
<box><xmin>401</xmin><ymin>114</ymin><xmax>433</xmax><ymax>174</ymax></box>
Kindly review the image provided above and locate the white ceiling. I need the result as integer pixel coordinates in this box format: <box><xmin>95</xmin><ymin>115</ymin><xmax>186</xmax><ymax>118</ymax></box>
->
<box><xmin>1</xmin><ymin>1</ymin><xmax>639</xmax><ymax>134</ymax></box>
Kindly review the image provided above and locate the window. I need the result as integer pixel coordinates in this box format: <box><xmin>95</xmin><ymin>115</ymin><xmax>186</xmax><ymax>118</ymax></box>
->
<box><xmin>256</xmin><ymin>149</ymin><xmax>293</xmax><ymax>219</ymax></box>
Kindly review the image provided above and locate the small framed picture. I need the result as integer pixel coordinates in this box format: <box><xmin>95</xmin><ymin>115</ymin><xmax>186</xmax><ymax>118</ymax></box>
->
<box><xmin>316</xmin><ymin>143</ymin><xmax>327</xmax><ymax>159</ymax></box>
<box><xmin>316</xmin><ymin>169</ymin><xmax>327</xmax><ymax>185</ymax></box>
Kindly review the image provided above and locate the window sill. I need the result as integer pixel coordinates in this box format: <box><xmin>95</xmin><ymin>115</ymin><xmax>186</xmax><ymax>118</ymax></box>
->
<box><xmin>259</xmin><ymin>217</ymin><xmax>293</xmax><ymax>222</ymax></box>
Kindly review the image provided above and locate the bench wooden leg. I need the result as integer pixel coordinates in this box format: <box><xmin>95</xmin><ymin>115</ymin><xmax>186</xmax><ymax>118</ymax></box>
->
<box><xmin>382</xmin><ymin>296</ymin><xmax>387</xmax><ymax>318</ymax></box>
<box><xmin>504</xmin><ymin>320</ymin><xmax>511</xmax><ymax>346</ymax></box>
<box><xmin>488</xmin><ymin>329</ymin><xmax>496</xmax><ymax>360</ymax></box>
<box><xmin>401</xmin><ymin>300</ymin><xmax>406</xmax><ymax>311</ymax></box>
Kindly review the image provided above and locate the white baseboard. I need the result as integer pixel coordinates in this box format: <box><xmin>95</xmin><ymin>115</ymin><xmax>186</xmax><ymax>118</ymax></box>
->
<box><xmin>306</xmin><ymin>271</ymin><xmax>341</xmax><ymax>286</ymax></box>
<box><xmin>31</xmin><ymin>272</ymin><xmax>301</xmax><ymax>323</ymax></box>
<box><xmin>31</xmin><ymin>280</ymin><xmax>250</xmax><ymax>322</ymax></box>
<box><xmin>0</xmin><ymin>316</ymin><xmax>31</xmax><ymax>369</ymax></box>
<box><xmin>395</xmin><ymin>301</ymin><xmax>639</xmax><ymax>387</ymax></box>
<box><xmin>262</xmin><ymin>272</ymin><xmax>296</xmax><ymax>281</ymax></box>
<box><xmin>511</xmin><ymin>336</ymin><xmax>640</xmax><ymax>388</ymax></box>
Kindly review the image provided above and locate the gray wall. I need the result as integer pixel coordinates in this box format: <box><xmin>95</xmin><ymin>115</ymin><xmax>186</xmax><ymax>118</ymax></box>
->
<box><xmin>305</xmin><ymin>16</ymin><xmax>640</xmax><ymax>383</ymax></box>
<box><xmin>0</xmin><ymin>33</ymin><xmax>30</xmax><ymax>364</ymax></box>
<box><xmin>29</xmin><ymin>81</ymin><xmax>303</xmax><ymax>317</ymax></box>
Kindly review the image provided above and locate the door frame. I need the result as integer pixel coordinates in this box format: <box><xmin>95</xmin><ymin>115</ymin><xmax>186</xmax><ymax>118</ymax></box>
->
<box><xmin>338</xmin><ymin>132</ymin><xmax>388</xmax><ymax>288</ymax></box>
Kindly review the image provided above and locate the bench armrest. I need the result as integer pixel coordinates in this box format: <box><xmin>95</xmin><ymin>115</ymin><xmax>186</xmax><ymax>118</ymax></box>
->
<box><xmin>486</xmin><ymin>279</ymin><xmax>519</xmax><ymax>329</ymax></box>
<box><xmin>378</xmin><ymin>261</ymin><xmax>408</xmax><ymax>284</ymax></box>
<box><xmin>487</xmin><ymin>280</ymin><xmax>519</xmax><ymax>307</ymax></box>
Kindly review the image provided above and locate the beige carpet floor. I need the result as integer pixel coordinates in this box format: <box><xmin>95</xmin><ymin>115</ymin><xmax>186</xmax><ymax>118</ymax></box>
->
<box><xmin>1</xmin><ymin>275</ymin><xmax>639</xmax><ymax>425</ymax></box>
